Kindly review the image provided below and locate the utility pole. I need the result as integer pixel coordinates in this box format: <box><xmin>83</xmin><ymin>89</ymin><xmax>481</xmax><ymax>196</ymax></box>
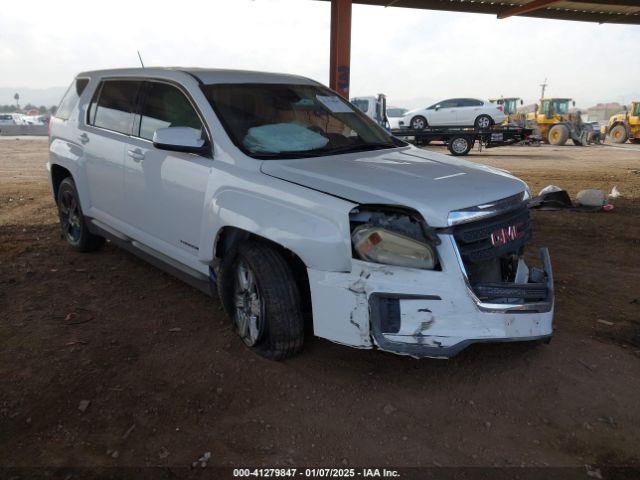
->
<box><xmin>539</xmin><ymin>78</ymin><xmax>548</xmax><ymax>100</ymax></box>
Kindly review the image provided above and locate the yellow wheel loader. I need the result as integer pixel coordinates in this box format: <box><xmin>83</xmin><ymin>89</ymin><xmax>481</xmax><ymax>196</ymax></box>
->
<box><xmin>603</xmin><ymin>101</ymin><xmax>640</xmax><ymax>144</ymax></box>
<box><xmin>526</xmin><ymin>98</ymin><xmax>600</xmax><ymax>146</ymax></box>
<box><xmin>489</xmin><ymin>97</ymin><xmax>525</xmax><ymax>125</ymax></box>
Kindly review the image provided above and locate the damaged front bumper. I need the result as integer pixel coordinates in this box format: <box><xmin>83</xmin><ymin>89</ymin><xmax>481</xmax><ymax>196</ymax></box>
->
<box><xmin>307</xmin><ymin>234</ymin><xmax>554</xmax><ymax>359</ymax></box>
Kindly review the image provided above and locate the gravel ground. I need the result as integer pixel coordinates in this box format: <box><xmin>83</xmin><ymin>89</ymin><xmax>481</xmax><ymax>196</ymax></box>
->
<box><xmin>1</xmin><ymin>137</ymin><xmax>639</xmax><ymax>474</ymax></box>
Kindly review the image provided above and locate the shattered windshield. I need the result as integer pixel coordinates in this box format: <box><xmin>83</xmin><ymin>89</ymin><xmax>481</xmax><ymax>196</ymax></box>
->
<box><xmin>202</xmin><ymin>83</ymin><xmax>403</xmax><ymax>159</ymax></box>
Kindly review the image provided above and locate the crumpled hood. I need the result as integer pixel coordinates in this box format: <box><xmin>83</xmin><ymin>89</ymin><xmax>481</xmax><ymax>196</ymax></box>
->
<box><xmin>260</xmin><ymin>147</ymin><xmax>527</xmax><ymax>227</ymax></box>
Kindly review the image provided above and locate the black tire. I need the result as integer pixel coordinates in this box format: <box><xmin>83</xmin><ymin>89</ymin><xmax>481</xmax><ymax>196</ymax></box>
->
<box><xmin>474</xmin><ymin>115</ymin><xmax>493</xmax><ymax>129</ymax></box>
<box><xmin>56</xmin><ymin>177</ymin><xmax>104</xmax><ymax>252</ymax></box>
<box><xmin>447</xmin><ymin>135</ymin><xmax>473</xmax><ymax>156</ymax></box>
<box><xmin>410</xmin><ymin>115</ymin><xmax>428</xmax><ymax>130</ymax></box>
<box><xmin>631</xmin><ymin>138</ymin><xmax>640</xmax><ymax>144</ymax></box>
<box><xmin>218</xmin><ymin>240</ymin><xmax>304</xmax><ymax>360</ymax></box>
<box><xmin>609</xmin><ymin>124</ymin><xmax>628</xmax><ymax>144</ymax></box>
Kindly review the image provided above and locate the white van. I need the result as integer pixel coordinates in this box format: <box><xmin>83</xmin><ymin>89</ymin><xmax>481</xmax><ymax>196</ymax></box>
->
<box><xmin>48</xmin><ymin>68</ymin><xmax>553</xmax><ymax>360</ymax></box>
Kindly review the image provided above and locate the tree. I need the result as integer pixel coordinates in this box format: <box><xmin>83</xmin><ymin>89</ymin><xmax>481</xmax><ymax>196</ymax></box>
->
<box><xmin>13</xmin><ymin>93</ymin><xmax>20</xmax><ymax>110</ymax></box>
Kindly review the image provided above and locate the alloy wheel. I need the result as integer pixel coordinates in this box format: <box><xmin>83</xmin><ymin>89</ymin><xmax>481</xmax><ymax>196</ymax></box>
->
<box><xmin>477</xmin><ymin>116</ymin><xmax>491</xmax><ymax>129</ymax></box>
<box><xmin>233</xmin><ymin>260</ymin><xmax>264</xmax><ymax>346</ymax></box>
<box><xmin>59</xmin><ymin>189</ymin><xmax>82</xmax><ymax>244</ymax></box>
<box><xmin>411</xmin><ymin>117</ymin><xmax>426</xmax><ymax>130</ymax></box>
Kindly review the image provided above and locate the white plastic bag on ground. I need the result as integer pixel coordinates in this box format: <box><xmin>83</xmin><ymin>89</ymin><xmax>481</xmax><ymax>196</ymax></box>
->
<box><xmin>609</xmin><ymin>186</ymin><xmax>622</xmax><ymax>198</ymax></box>
<box><xmin>576</xmin><ymin>189</ymin><xmax>606</xmax><ymax>207</ymax></box>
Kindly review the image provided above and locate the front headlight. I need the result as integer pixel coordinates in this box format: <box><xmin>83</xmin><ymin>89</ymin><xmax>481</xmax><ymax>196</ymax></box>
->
<box><xmin>352</xmin><ymin>226</ymin><xmax>436</xmax><ymax>269</ymax></box>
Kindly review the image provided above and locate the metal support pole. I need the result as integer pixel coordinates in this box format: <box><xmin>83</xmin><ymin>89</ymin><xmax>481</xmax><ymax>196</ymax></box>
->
<box><xmin>329</xmin><ymin>0</ymin><xmax>352</xmax><ymax>99</ymax></box>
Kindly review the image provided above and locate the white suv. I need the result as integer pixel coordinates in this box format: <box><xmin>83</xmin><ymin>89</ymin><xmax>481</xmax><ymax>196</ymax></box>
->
<box><xmin>48</xmin><ymin>68</ymin><xmax>553</xmax><ymax>360</ymax></box>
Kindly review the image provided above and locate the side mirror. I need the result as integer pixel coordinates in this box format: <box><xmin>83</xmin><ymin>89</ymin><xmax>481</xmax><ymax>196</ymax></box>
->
<box><xmin>572</xmin><ymin>101</ymin><xmax>576</xmax><ymax>107</ymax></box>
<box><xmin>153</xmin><ymin>127</ymin><xmax>208</xmax><ymax>154</ymax></box>
<box><xmin>435</xmin><ymin>105</ymin><xmax>441</xmax><ymax>111</ymax></box>
<box><xmin>520</xmin><ymin>99</ymin><xmax>524</xmax><ymax>105</ymax></box>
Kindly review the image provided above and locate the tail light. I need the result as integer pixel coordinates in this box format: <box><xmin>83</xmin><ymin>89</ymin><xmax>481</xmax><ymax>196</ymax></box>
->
<box><xmin>497</xmin><ymin>105</ymin><xmax>504</xmax><ymax>112</ymax></box>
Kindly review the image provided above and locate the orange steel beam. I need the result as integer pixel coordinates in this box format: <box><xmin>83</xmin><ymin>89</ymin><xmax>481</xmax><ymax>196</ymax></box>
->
<box><xmin>329</xmin><ymin>0</ymin><xmax>352</xmax><ymax>98</ymax></box>
<box><xmin>497</xmin><ymin>0</ymin><xmax>562</xmax><ymax>19</ymax></box>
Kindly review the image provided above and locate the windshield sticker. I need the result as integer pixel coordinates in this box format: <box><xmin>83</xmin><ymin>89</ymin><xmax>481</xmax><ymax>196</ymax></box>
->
<box><xmin>316</xmin><ymin>95</ymin><xmax>354</xmax><ymax>113</ymax></box>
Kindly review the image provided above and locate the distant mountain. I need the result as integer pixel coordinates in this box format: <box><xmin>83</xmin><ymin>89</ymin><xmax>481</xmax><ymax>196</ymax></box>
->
<box><xmin>0</xmin><ymin>87</ymin><xmax>67</xmax><ymax>107</ymax></box>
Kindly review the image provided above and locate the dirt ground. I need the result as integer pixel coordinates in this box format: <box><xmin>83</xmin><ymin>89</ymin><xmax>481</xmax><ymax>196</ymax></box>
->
<box><xmin>1</xmin><ymin>137</ymin><xmax>639</xmax><ymax>474</ymax></box>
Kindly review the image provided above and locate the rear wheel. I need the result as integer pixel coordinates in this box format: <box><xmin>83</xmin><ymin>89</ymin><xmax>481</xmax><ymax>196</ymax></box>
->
<box><xmin>218</xmin><ymin>240</ymin><xmax>304</xmax><ymax>360</ymax></box>
<box><xmin>474</xmin><ymin>115</ymin><xmax>493</xmax><ymax>129</ymax></box>
<box><xmin>410</xmin><ymin>115</ymin><xmax>427</xmax><ymax>130</ymax></box>
<box><xmin>448</xmin><ymin>135</ymin><xmax>473</xmax><ymax>156</ymax></box>
<box><xmin>609</xmin><ymin>124</ymin><xmax>628</xmax><ymax>144</ymax></box>
<box><xmin>548</xmin><ymin>124</ymin><xmax>569</xmax><ymax>145</ymax></box>
<box><xmin>56</xmin><ymin>177</ymin><xmax>104</xmax><ymax>252</ymax></box>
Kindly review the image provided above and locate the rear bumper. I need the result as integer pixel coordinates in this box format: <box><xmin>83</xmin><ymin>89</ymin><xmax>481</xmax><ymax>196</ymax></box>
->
<box><xmin>307</xmin><ymin>234</ymin><xmax>554</xmax><ymax>359</ymax></box>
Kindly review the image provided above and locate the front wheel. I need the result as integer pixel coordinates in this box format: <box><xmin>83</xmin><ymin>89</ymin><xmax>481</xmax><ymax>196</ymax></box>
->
<box><xmin>56</xmin><ymin>177</ymin><xmax>104</xmax><ymax>252</ymax></box>
<box><xmin>609</xmin><ymin>125</ymin><xmax>628</xmax><ymax>144</ymax></box>
<box><xmin>548</xmin><ymin>124</ymin><xmax>569</xmax><ymax>146</ymax></box>
<box><xmin>219</xmin><ymin>241</ymin><xmax>304</xmax><ymax>360</ymax></box>
<box><xmin>410</xmin><ymin>115</ymin><xmax>428</xmax><ymax>130</ymax></box>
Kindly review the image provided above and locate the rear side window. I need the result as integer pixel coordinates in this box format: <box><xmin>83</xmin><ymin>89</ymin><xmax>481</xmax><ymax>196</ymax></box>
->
<box><xmin>138</xmin><ymin>82</ymin><xmax>203</xmax><ymax>140</ymax></box>
<box><xmin>90</xmin><ymin>81</ymin><xmax>141</xmax><ymax>135</ymax></box>
<box><xmin>55</xmin><ymin>78</ymin><xmax>89</xmax><ymax>120</ymax></box>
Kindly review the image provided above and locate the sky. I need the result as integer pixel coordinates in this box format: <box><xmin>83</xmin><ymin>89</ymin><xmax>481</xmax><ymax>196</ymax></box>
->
<box><xmin>1</xmin><ymin>0</ymin><xmax>639</xmax><ymax>108</ymax></box>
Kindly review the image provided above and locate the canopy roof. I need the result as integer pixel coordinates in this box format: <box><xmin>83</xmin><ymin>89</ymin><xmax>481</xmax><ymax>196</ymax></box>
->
<box><xmin>318</xmin><ymin>0</ymin><xmax>640</xmax><ymax>25</ymax></box>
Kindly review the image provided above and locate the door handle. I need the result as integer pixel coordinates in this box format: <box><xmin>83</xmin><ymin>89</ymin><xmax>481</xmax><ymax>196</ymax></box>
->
<box><xmin>79</xmin><ymin>133</ymin><xmax>89</xmax><ymax>144</ymax></box>
<box><xmin>127</xmin><ymin>149</ymin><xmax>145</xmax><ymax>162</ymax></box>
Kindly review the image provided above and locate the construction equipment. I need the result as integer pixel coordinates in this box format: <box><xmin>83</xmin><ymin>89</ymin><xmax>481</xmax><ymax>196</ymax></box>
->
<box><xmin>489</xmin><ymin>97</ymin><xmax>524</xmax><ymax>124</ymax></box>
<box><xmin>603</xmin><ymin>101</ymin><xmax>640</xmax><ymax>144</ymax></box>
<box><xmin>527</xmin><ymin>98</ymin><xmax>600</xmax><ymax>146</ymax></box>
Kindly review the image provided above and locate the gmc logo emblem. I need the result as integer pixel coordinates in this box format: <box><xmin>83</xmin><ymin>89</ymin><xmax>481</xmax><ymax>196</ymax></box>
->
<box><xmin>491</xmin><ymin>223</ymin><xmax>524</xmax><ymax>247</ymax></box>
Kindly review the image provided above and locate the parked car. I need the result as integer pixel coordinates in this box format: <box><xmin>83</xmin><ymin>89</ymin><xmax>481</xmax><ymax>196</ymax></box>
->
<box><xmin>0</xmin><ymin>114</ymin><xmax>17</xmax><ymax>125</ymax></box>
<box><xmin>400</xmin><ymin>98</ymin><xmax>506</xmax><ymax>130</ymax></box>
<box><xmin>48</xmin><ymin>68</ymin><xmax>553</xmax><ymax>360</ymax></box>
<box><xmin>387</xmin><ymin>107</ymin><xmax>408</xmax><ymax>130</ymax></box>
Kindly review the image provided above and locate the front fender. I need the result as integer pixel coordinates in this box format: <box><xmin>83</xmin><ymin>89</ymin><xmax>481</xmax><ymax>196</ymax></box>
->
<box><xmin>200</xmin><ymin>178</ymin><xmax>357</xmax><ymax>272</ymax></box>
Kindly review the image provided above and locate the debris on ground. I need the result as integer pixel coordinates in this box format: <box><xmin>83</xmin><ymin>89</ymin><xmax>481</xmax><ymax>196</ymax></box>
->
<box><xmin>383</xmin><ymin>404</ymin><xmax>397</xmax><ymax>415</ymax></box>
<box><xmin>192</xmin><ymin>451</ymin><xmax>211</xmax><ymax>468</ymax></box>
<box><xmin>609</xmin><ymin>186</ymin><xmax>622</xmax><ymax>198</ymax></box>
<box><xmin>122</xmin><ymin>424</ymin><xmax>135</xmax><ymax>440</ymax></box>
<box><xmin>78</xmin><ymin>400</ymin><xmax>91</xmax><ymax>413</ymax></box>
<box><xmin>597</xmin><ymin>319</ymin><xmax>615</xmax><ymax>326</ymax></box>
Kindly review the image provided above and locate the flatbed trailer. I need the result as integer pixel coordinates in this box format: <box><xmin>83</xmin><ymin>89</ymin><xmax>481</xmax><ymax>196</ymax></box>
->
<box><xmin>391</xmin><ymin>125</ymin><xmax>536</xmax><ymax>156</ymax></box>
